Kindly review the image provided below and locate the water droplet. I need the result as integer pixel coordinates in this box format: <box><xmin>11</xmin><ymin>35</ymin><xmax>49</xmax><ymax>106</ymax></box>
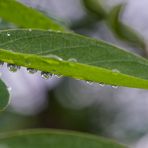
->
<box><xmin>112</xmin><ymin>69</ymin><xmax>120</xmax><ymax>72</ymax></box>
<box><xmin>46</xmin><ymin>55</ymin><xmax>63</xmax><ymax>61</ymax></box>
<box><xmin>27</xmin><ymin>68</ymin><xmax>37</xmax><ymax>74</ymax></box>
<box><xmin>7</xmin><ymin>64</ymin><xmax>20</xmax><ymax>72</ymax></box>
<box><xmin>54</xmin><ymin>74</ymin><xmax>62</xmax><ymax>78</ymax></box>
<box><xmin>112</xmin><ymin>69</ymin><xmax>120</xmax><ymax>75</ymax></box>
<box><xmin>48</xmin><ymin>29</ymin><xmax>53</xmax><ymax>32</ymax></box>
<box><xmin>0</xmin><ymin>61</ymin><xmax>4</xmax><ymax>68</ymax></box>
<box><xmin>41</xmin><ymin>72</ymin><xmax>52</xmax><ymax>79</ymax></box>
<box><xmin>68</xmin><ymin>58</ymin><xmax>77</xmax><ymax>62</ymax></box>
<box><xmin>28</xmin><ymin>28</ymin><xmax>32</xmax><ymax>32</ymax></box>
<box><xmin>7</xmin><ymin>33</ymin><xmax>10</xmax><ymax>37</ymax></box>
<box><xmin>112</xmin><ymin>85</ymin><xmax>118</xmax><ymax>89</ymax></box>
<box><xmin>99</xmin><ymin>83</ymin><xmax>105</xmax><ymax>87</ymax></box>
<box><xmin>86</xmin><ymin>81</ymin><xmax>93</xmax><ymax>85</ymax></box>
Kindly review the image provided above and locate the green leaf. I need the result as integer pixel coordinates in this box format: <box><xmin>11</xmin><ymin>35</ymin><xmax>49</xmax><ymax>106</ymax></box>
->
<box><xmin>0</xmin><ymin>29</ymin><xmax>148</xmax><ymax>89</ymax></box>
<box><xmin>82</xmin><ymin>0</ymin><xmax>107</xmax><ymax>19</ymax></box>
<box><xmin>107</xmin><ymin>4</ymin><xmax>145</xmax><ymax>49</ymax></box>
<box><xmin>0</xmin><ymin>129</ymin><xmax>126</xmax><ymax>148</ymax></box>
<box><xmin>0</xmin><ymin>79</ymin><xmax>9</xmax><ymax>111</ymax></box>
<box><xmin>0</xmin><ymin>0</ymin><xmax>65</xmax><ymax>31</ymax></box>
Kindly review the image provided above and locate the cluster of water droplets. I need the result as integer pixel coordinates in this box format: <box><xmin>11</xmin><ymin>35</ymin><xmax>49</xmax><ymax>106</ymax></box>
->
<box><xmin>0</xmin><ymin>61</ymin><xmax>63</xmax><ymax>80</ymax></box>
<box><xmin>84</xmin><ymin>68</ymin><xmax>120</xmax><ymax>89</ymax></box>
<box><xmin>0</xmin><ymin>53</ymin><xmax>78</xmax><ymax>80</ymax></box>
<box><xmin>85</xmin><ymin>81</ymin><xmax>119</xmax><ymax>89</ymax></box>
<box><xmin>85</xmin><ymin>81</ymin><xmax>118</xmax><ymax>88</ymax></box>
<box><xmin>0</xmin><ymin>61</ymin><xmax>120</xmax><ymax>88</ymax></box>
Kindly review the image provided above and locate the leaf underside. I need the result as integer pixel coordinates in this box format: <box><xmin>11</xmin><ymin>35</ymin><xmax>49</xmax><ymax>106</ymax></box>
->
<box><xmin>0</xmin><ymin>29</ymin><xmax>148</xmax><ymax>89</ymax></box>
<box><xmin>0</xmin><ymin>129</ymin><xmax>126</xmax><ymax>148</ymax></box>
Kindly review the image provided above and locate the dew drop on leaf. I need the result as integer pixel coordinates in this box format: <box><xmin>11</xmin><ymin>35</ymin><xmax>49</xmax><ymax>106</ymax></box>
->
<box><xmin>86</xmin><ymin>81</ymin><xmax>93</xmax><ymax>85</ymax></box>
<box><xmin>112</xmin><ymin>69</ymin><xmax>120</xmax><ymax>72</ymax></box>
<box><xmin>27</xmin><ymin>68</ymin><xmax>37</xmax><ymax>74</ymax></box>
<box><xmin>54</xmin><ymin>74</ymin><xmax>62</xmax><ymax>78</ymax></box>
<box><xmin>112</xmin><ymin>69</ymin><xmax>120</xmax><ymax>75</ymax></box>
<box><xmin>99</xmin><ymin>83</ymin><xmax>105</xmax><ymax>87</ymax></box>
<box><xmin>111</xmin><ymin>85</ymin><xmax>119</xmax><ymax>89</ymax></box>
<box><xmin>7</xmin><ymin>33</ymin><xmax>10</xmax><ymax>37</ymax></box>
<box><xmin>68</xmin><ymin>58</ymin><xmax>77</xmax><ymax>62</ymax></box>
<box><xmin>7</xmin><ymin>64</ymin><xmax>20</xmax><ymax>72</ymax></box>
<box><xmin>46</xmin><ymin>55</ymin><xmax>63</xmax><ymax>61</ymax></box>
<box><xmin>41</xmin><ymin>72</ymin><xmax>52</xmax><ymax>79</ymax></box>
<box><xmin>48</xmin><ymin>29</ymin><xmax>53</xmax><ymax>32</ymax></box>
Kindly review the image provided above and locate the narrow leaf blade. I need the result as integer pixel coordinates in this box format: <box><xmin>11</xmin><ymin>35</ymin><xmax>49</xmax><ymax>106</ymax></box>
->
<box><xmin>107</xmin><ymin>4</ymin><xmax>145</xmax><ymax>49</ymax></box>
<box><xmin>0</xmin><ymin>29</ymin><xmax>148</xmax><ymax>89</ymax></box>
<box><xmin>82</xmin><ymin>0</ymin><xmax>107</xmax><ymax>19</ymax></box>
<box><xmin>0</xmin><ymin>129</ymin><xmax>126</xmax><ymax>148</ymax></box>
<box><xmin>0</xmin><ymin>0</ymin><xmax>65</xmax><ymax>31</ymax></box>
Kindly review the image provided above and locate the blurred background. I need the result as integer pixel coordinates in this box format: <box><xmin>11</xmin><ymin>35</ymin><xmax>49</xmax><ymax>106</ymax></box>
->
<box><xmin>0</xmin><ymin>0</ymin><xmax>148</xmax><ymax>147</ymax></box>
